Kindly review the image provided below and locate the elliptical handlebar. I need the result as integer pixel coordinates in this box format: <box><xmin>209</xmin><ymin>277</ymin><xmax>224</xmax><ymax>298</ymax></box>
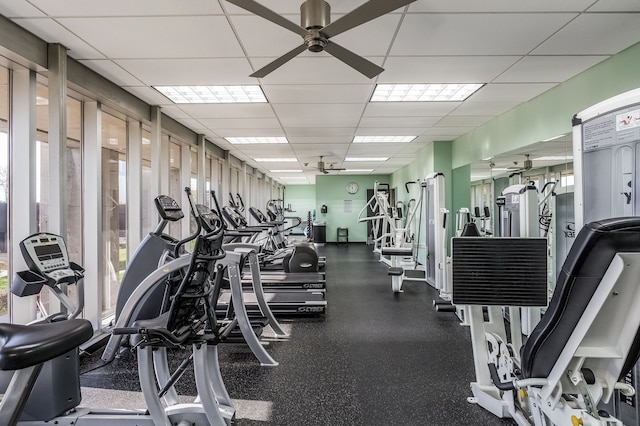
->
<box><xmin>172</xmin><ymin>187</ymin><xmax>202</xmax><ymax>258</ymax></box>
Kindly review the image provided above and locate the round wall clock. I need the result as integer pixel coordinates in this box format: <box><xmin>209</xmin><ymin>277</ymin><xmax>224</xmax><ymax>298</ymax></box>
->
<box><xmin>346</xmin><ymin>181</ymin><xmax>359</xmax><ymax>194</ymax></box>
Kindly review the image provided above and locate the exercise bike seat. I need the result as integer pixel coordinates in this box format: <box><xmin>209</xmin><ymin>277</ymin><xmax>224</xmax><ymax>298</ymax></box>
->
<box><xmin>0</xmin><ymin>319</ymin><xmax>93</xmax><ymax>371</ymax></box>
<box><xmin>521</xmin><ymin>217</ymin><xmax>640</xmax><ymax>380</ymax></box>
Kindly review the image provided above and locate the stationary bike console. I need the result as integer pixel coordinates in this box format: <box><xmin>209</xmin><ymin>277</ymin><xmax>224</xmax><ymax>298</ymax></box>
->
<box><xmin>18</xmin><ymin>232</ymin><xmax>83</xmax><ymax>286</ymax></box>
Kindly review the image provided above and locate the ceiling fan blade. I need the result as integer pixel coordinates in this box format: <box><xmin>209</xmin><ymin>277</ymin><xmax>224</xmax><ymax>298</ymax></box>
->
<box><xmin>324</xmin><ymin>42</ymin><xmax>384</xmax><ymax>79</ymax></box>
<box><xmin>250</xmin><ymin>44</ymin><xmax>307</xmax><ymax>78</ymax></box>
<box><xmin>226</xmin><ymin>0</ymin><xmax>308</xmax><ymax>37</ymax></box>
<box><xmin>321</xmin><ymin>0</ymin><xmax>416</xmax><ymax>38</ymax></box>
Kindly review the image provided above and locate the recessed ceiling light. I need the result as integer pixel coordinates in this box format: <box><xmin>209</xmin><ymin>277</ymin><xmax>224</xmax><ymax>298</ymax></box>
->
<box><xmin>254</xmin><ymin>158</ymin><xmax>297</xmax><ymax>162</ymax></box>
<box><xmin>371</xmin><ymin>83</ymin><xmax>484</xmax><ymax>102</ymax></box>
<box><xmin>533</xmin><ymin>155</ymin><xmax>573</xmax><ymax>161</ymax></box>
<box><xmin>345</xmin><ymin>157</ymin><xmax>388</xmax><ymax>162</ymax></box>
<box><xmin>142</xmin><ymin>138</ymin><xmax>151</xmax><ymax>145</ymax></box>
<box><xmin>270</xmin><ymin>169</ymin><xmax>302</xmax><ymax>173</ymax></box>
<box><xmin>154</xmin><ymin>85</ymin><xmax>267</xmax><ymax>103</ymax></box>
<box><xmin>226</xmin><ymin>137</ymin><xmax>288</xmax><ymax>144</ymax></box>
<box><xmin>280</xmin><ymin>176</ymin><xmax>307</xmax><ymax>179</ymax></box>
<box><xmin>353</xmin><ymin>136</ymin><xmax>416</xmax><ymax>143</ymax></box>
<box><xmin>108</xmin><ymin>138</ymin><xmax>118</xmax><ymax>145</ymax></box>
<box><xmin>344</xmin><ymin>169</ymin><xmax>374</xmax><ymax>172</ymax></box>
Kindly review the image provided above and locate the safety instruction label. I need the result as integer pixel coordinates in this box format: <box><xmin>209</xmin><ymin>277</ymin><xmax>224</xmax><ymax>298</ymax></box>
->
<box><xmin>583</xmin><ymin>103</ymin><xmax>640</xmax><ymax>151</ymax></box>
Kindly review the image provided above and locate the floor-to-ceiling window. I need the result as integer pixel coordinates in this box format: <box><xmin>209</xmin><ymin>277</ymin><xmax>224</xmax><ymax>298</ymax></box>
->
<box><xmin>168</xmin><ymin>137</ymin><xmax>181</xmax><ymax>237</ymax></box>
<box><xmin>0</xmin><ymin>66</ymin><xmax>8</xmax><ymax>319</ymax></box>
<box><xmin>101</xmin><ymin>111</ymin><xmax>127</xmax><ymax>318</ymax></box>
<box><xmin>32</xmin><ymin>84</ymin><xmax>83</xmax><ymax>317</ymax></box>
<box><xmin>141</xmin><ymin>128</ymin><xmax>153</xmax><ymax>235</ymax></box>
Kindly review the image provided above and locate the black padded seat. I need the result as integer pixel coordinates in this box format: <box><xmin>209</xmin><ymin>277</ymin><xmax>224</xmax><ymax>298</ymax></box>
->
<box><xmin>0</xmin><ymin>319</ymin><xmax>92</xmax><ymax>371</ymax></box>
<box><xmin>460</xmin><ymin>222</ymin><xmax>481</xmax><ymax>237</ymax></box>
<box><xmin>521</xmin><ymin>217</ymin><xmax>640</xmax><ymax>380</ymax></box>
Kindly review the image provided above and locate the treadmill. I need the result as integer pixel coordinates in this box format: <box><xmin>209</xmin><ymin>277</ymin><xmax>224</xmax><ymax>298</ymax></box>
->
<box><xmin>217</xmin><ymin>245</ymin><xmax>327</xmax><ymax>317</ymax></box>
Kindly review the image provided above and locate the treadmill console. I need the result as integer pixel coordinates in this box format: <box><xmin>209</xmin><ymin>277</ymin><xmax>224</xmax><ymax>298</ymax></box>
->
<box><xmin>19</xmin><ymin>233</ymin><xmax>77</xmax><ymax>283</ymax></box>
<box><xmin>155</xmin><ymin>195</ymin><xmax>184</xmax><ymax>222</ymax></box>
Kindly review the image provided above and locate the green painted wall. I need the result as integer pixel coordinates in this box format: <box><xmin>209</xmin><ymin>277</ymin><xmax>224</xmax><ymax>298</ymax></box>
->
<box><xmin>283</xmin><ymin>185</ymin><xmax>316</xmax><ymax>224</ymax></box>
<box><xmin>315</xmin><ymin>174</ymin><xmax>390</xmax><ymax>243</ymax></box>
<box><xmin>452</xmin><ymin>41</ymin><xmax>640</xmax><ymax>168</ymax></box>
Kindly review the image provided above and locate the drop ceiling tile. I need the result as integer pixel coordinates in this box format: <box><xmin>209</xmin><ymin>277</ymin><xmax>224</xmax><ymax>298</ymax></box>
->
<box><xmin>424</xmin><ymin>126</ymin><xmax>476</xmax><ymax>136</ymax></box>
<box><xmin>224</xmin><ymin>0</ymin><xmax>387</xmax><ymax>15</ymax></box>
<box><xmin>291</xmin><ymin>144</ymin><xmax>349</xmax><ymax>156</ymax></box>
<box><xmin>198</xmin><ymin>117</ymin><xmax>282</xmax><ymax>129</ymax></box>
<box><xmin>392</xmin><ymin>13</ymin><xmax>577</xmax><ymax>55</ymax></box>
<box><xmin>29</xmin><ymin>0</ymin><xmax>223</xmax><ymax>16</ymax></box>
<box><xmin>263</xmin><ymin>84</ymin><xmax>374</xmax><ymax>104</ymax></box>
<box><xmin>287</xmin><ymin>136</ymin><xmax>351</xmax><ymax>144</ymax></box>
<box><xmin>347</xmin><ymin>144</ymin><xmax>403</xmax><ymax>155</ymax></box>
<box><xmin>233</xmin><ymin>145</ymin><xmax>295</xmax><ymax>156</ymax></box>
<box><xmin>437</xmin><ymin>115</ymin><xmax>495</xmax><ymax>127</ymax></box>
<box><xmin>115</xmin><ymin>58</ymin><xmax>255</xmax><ymax>86</ymax></box>
<box><xmin>172</xmin><ymin>104</ymin><xmax>275</xmax><ymax>119</ymax></box>
<box><xmin>409</xmin><ymin>0</ymin><xmax>594</xmax><ymax>12</ymax></box>
<box><xmin>449</xmin><ymin>102</ymin><xmax>517</xmax><ymax>116</ymax></box>
<box><xmin>0</xmin><ymin>1</ymin><xmax>46</xmax><ymax>17</ymax></box>
<box><xmin>286</xmin><ymin>127</ymin><xmax>356</xmax><ymax>137</ymax></box>
<box><xmin>364</xmin><ymin>102</ymin><xmax>460</xmax><ymax>117</ymax></box>
<box><xmin>57</xmin><ymin>16</ymin><xmax>243</xmax><ymax>58</ymax></box>
<box><xmin>380</xmin><ymin>56</ymin><xmax>522</xmax><ymax>83</ymax></box>
<box><xmin>249</xmin><ymin>56</ymin><xmax>381</xmax><ymax>84</ymax></box>
<box><xmin>358</xmin><ymin>116</ymin><xmax>441</xmax><ymax>128</ymax></box>
<box><xmin>329</xmin><ymin>14</ymin><xmax>402</xmax><ymax>56</ymax></box>
<box><xmin>228</xmin><ymin>15</ymin><xmax>308</xmax><ymax>57</ymax></box>
<box><xmin>273</xmin><ymin>103</ymin><xmax>364</xmax><ymax>128</ymax></box>
<box><xmin>12</xmin><ymin>18</ymin><xmax>105</xmax><ymax>59</ymax></box>
<box><xmin>588</xmin><ymin>0</ymin><xmax>640</xmax><ymax>12</ymax></box>
<box><xmin>470</xmin><ymin>83</ymin><xmax>558</xmax><ymax>102</ymax></box>
<box><xmin>214</xmin><ymin>128</ymin><xmax>285</xmax><ymax>137</ymax></box>
<box><xmin>494</xmin><ymin>55</ymin><xmax>609</xmax><ymax>82</ymax></box>
<box><xmin>533</xmin><ymin>14</ymin><xmax>640</xmax><ymax>55</ymax></box>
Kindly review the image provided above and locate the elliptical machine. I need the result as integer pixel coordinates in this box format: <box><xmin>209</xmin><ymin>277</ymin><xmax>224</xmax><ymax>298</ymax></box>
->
<box><xmin>114</xmin><ymin>195</ymin><xmax>184</xmax><ymax>322</ymax></box>
<box><xmin>1</xmin><ymin>191</ymin><xmax>234</xmax><ymax>425</ymax></box>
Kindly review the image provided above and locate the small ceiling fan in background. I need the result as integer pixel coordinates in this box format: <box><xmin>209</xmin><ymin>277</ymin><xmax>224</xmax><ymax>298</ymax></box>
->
<box><xmin>226</xmin><ymin>0</ymin><xmax>417</xmax><ymax>78</ymax></box>
<box><xmin>305</xmin><ymin>156</ymin><xmax>346</xmax><ymax>174</ymax></box>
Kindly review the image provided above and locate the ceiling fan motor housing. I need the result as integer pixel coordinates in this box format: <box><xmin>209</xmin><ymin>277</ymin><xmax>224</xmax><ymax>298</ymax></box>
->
<box><xmin>301</xmin><ymin>0</ymin><xmax>331</xmax><ymax>52</ymax></box>
<box><xmin>301</xmin><ymin>0</ymin><xmax>331</xmax><ymax>30</ymax></box>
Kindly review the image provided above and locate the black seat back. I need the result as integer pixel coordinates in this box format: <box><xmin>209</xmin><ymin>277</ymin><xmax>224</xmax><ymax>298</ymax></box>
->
<box><xmin>460</xmin><ymin>222</ymin><xmax>481</xmax><ymax>237</ymax></box>
<box><xmin>521</xmin><ymin>217</ymin><xmax>640</xmax><ymax>379</ymax></box>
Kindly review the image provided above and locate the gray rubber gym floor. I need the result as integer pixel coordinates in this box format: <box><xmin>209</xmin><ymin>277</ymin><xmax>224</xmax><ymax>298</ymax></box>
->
<box><xmin>80</xmin><ymin>243</ymin><xmax>514</xmax><ymax>425</ymax></box>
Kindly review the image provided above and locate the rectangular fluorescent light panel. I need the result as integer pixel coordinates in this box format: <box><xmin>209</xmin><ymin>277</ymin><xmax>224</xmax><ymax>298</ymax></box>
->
<box><xmin>371</xmin><ymin>83</ymin><xmax>483</xmax><ymax>102</ymax></box>
<box><xmin>254</xmin><ymin>158</ymin><xmax>297</xmax><ymax>162</ymax></box>
<box><xmin>353</xmin><ymin>136</ymin><xmax>416</xmax><ymax>143</ymax></box>
<box><xmin>270</xmin><ymin>169</ymin><xmax>302</xmax><ymax>173</ymax></box>
<box><xmin>154</xmin><ymin>85</ymin><xmax>267</xmax><ymax>103</ymax></box>
<box><xmin>345</xmin><ymin>157</ymin><xmax>388</xmax><ymax>162</ymax></box>
<box><xmin>344</xmin><ymin>169</ymin><xmax>374</xmax><ymax>172</ymax></box>
<box><xmin>226</xmin><ymin>137</ymin><xmax>288</xmax><ymax>144</ymax></box>
<box><xmin>280</xmin><ymin>176</ymin><xmax>307</xmax><ymax>180</ymax></box>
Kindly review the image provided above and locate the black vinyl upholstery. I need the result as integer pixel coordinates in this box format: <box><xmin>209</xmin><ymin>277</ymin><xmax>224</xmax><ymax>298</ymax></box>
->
<box><xmin>521</xmin><ymin>217</ymin><xmax>640</xmax><ymax>380</ymax></box>
<box><xmin>460</xmin><ymin>222</ymin><xmax>481</xmax><ymax>237</ymax></box>
<box><xmin>0</xmin><ymin>319</ymin><xmax>92</xmax><ymax>371</ymax></box>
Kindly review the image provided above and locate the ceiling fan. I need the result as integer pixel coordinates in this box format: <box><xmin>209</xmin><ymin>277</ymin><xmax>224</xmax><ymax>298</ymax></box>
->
<box><xmin>227</xmin><ymin>0</ymin><xmax>417</xmax><ymax>78</ymax></box>
<box><xmin>307</xmin><ymin>156</ymin><xmax>346</xmax><ymax>174</ymax></box>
